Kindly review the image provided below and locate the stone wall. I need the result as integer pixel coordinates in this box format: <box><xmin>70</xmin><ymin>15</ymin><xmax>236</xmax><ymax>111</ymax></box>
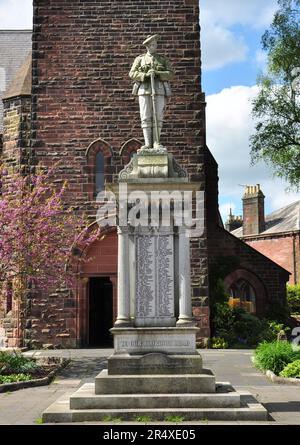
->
<box><xmin>29</xmin><ymin>0</ymin><xmax>210</xmax><ymax>347</ymax></box>
<box><xmin>246</xmin><ymin>234</ymin><xmax>300</xmax><ymax>285</ymax></box>
<box><xmin>205</xmin><ymin>142</ymin><xmax>289</xmax><ymax>317</ymax></box>
<box><xmin>2</xmin><ymin>95</ymin><xmax>31</xmax><ymax>176</ymax></box>
<box><xmin>0</xmin><ymin>95</ymin><xmax>31</xmax><ymax>347</ymax></box>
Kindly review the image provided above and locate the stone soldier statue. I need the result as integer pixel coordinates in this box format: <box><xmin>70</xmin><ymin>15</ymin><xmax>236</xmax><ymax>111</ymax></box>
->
<box><xmin>129</xmin><ymin>34</ymin><xmax>173</xmax><ymax>149</ymax></box>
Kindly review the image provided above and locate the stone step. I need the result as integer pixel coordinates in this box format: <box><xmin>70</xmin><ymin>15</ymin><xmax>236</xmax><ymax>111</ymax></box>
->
<box><xmin>95</xmin><ymin>370</ymin><xmax>216</xmax><ymax>394</ymax></box>
<box><xmin>43</xmin><ymin>394</ymin><xmax>268</xmax><ymax>423</ymax></box>
<box><xmin>70</xmin><ymin>383</ymin><xmax>241</xmax><ymax>410</ymax></box>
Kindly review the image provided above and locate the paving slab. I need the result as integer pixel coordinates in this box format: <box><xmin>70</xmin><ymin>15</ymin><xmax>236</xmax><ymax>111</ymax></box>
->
<box><xmin>0</xmin><ymin>349</ymin><xmax>299</xmax><ymax>424</ymax></box>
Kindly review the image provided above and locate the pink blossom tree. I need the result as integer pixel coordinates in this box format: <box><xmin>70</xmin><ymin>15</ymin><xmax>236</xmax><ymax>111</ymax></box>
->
<box><xmin>0</xmin><ymin>166</ymin><xmax>100</xmax><ymax>311</ymax></box>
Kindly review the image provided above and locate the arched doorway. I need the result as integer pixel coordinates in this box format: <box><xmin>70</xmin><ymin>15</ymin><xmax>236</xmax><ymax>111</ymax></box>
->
<box><xmin>78</xmin><ymin>229</ymin><xmax>118</xmax><ymax>347</ymax></box>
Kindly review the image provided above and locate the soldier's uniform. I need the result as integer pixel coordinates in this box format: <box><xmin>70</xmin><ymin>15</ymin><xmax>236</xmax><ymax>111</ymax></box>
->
<box><xmin>129</xmin><ymin>36</ymin><xmax>173</xmax><ymax>148</ymax></box>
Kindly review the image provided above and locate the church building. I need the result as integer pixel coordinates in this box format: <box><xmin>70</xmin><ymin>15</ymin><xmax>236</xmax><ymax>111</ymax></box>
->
<box><xmin>0</xmin><ymin>0</ymin><xmax>289</xmax><ymax>349</ymax></box>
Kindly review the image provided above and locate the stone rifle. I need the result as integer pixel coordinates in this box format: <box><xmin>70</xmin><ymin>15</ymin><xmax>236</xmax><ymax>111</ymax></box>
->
<box><xmin>150</xmin><ymin>66</ymin><xmax>160</xmax><ymax>148</ymax></box>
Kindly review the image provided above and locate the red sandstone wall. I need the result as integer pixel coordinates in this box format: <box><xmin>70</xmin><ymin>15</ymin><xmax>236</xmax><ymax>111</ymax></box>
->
<box><xmin>246</xmin><ymin>235</ymin><xmax>298</xmax><ymax>284</ymax></box>
<box><xmin>0</xmin><ymin>96</ymin><xmax>31</xmax><ymax>348</ymax></box>
<box><xmin>204</xmin><ymin>148</ymin><xmax>289</xmax><ymax>314</ymax></box>
<box><xmin>30</xmin><ymin>0</ymin><xmax>210</xmax><ymax>347</ymax></box>
<box><xmin>207</xmin><ymin>227</ymin><xmax>290</xmax><ymax>315</ymax></box>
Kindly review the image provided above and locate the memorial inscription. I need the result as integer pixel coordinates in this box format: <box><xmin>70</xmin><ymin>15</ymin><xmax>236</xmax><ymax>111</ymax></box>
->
<box><xmin>135</xmin><ymin>231</ymin><xmax>175</xmax><ymax>326</ymax></box>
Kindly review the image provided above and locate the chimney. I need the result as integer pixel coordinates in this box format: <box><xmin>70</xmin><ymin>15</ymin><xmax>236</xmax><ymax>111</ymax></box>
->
<box><xmin>225</xmin><ymin>208</ymin><xmax>243</xmax><ymax>232</ymax></box>
<box><xmin>242</xmin><ymin>184</ymin><xmax>265</xmax><ymax>236</ymax></box>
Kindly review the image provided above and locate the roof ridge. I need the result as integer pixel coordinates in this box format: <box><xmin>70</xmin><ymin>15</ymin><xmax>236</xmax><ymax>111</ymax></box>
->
<box><xmin>0</xmin><ymin>29</ymin><xmax>32</xmax><ymax>32</ymax></box>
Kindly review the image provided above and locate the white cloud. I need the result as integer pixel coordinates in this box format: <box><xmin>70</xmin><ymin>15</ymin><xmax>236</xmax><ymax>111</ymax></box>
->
<box><xmin>201</xmin><ymin>17</ymin><xmax>247</xmax><ymax>70</ymax></box>
<box><xmin>200</xmin><ymin>0</ymin><xmax>278</xmax><ymax>29</ymax></box>
<box><xmin>206</xmin><ymin>85</ymin><xmax>300</xmax><ymax>215</ymax></box>
<box><xmin>200</xmin><ymin>0</ymin><xmax>278</xmax><ymax>71</ymax></box>
<box><xmin>0</xmin><ymin>0</ymin><xmax>32</xmax><ymax>29</ymax></box>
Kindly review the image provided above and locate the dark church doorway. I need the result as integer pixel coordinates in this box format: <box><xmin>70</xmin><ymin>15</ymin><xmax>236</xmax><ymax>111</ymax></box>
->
<box><xmin>88</xmin><ymin>277</ymin><xmax>113</xmax><ymax>347</ymax></box>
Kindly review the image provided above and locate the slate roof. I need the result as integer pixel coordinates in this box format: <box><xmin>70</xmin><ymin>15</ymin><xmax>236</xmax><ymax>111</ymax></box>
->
<box><xmin>3</xmin><ymin>53</ymin><xmax>32</xmax><ymax>99</ymax></box>
<box><xmin>0</xmin><ymin>30</ymin><xmax>32</xmax><ymax>133</ymax></box>
<box><xmin>232</xmin><ymin>200</ymin><xmax>300</xmax><ymax>238</ymax></box>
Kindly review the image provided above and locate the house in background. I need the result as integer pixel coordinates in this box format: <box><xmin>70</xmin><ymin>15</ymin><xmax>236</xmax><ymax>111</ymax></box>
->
<box><xmin>227</xmin><ymin>184</ymin><xmax>300</xmax><ymax>285</ymax></box>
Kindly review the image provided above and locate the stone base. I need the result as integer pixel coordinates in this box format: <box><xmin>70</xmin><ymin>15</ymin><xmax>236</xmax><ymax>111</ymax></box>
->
<box><xmin>95</xmin><ymin>369</ymin><xmax>215</xmax><ymax>394</ymax></box>
<box><xmin>42</xmin><ymin>333</ymin><xmax>269</xmax><ymax>423</ymax></box>
<box><xmin>107</xmin><ymin>351</ymin><xmax>203</xmax><ymax>375</ymax></box>
<box><xmin>42</xmin><ymin>381</ymin><xmax>268</xmax><ymax>423</ymax></box>
<box><xmin>118</xmin><ymin>148</ymin><xmax>188</xmax><ymax>181</ymax></box>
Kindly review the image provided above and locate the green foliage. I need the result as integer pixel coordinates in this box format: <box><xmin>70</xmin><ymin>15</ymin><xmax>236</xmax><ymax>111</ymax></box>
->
<box><xmin>212</xmin><ymin>304</ymin><xmax>290</xmax><ymax>348</ymax></box>
<box><xmin>250</xmin><ymin>0</ymin><xmax>300</xmax><ymax>188</ymax></box>
<box><xmin>264</xmin><ymin>298</ymin><xmax>291</xmax><ymax>325</ymax></box>
<box><xmin>210</xmin><ymin>337</ymin><xmax>228</xmax><ymax>349</ymax></box>
<box><xmin>209</xmin><ymin>256</ymin><xmax>240</xmax><ymax>334</ymax></box>
<box><xmin>102</xmin><ymin>415</ymin><xmax>123</xmax><ymax>423</ymax></box>
<box><xmin>0</xmin><ymin>351</ymin><xmax>39</xmax><ymax>375</ymax></box>
<box><xmin>280</xmin><ymin>359</ymin><xmax>300</xmax><ymax>377</ymax></box>
<box><xmin>254</xmin><ymin>340</ymin><xmax>300</xmax><ymax>375</ymax></box>
<box><xmin>0</xmin><ymin>373</ymin><xmax>31</xmax><ymax>384</ymax></box>
<box><xmin>134</xmin><ymin>415</ymin><xmax>152</xmax><ymax>423</ymax></box>
<box><xmin>209</xmin><ymin>257</ymin><xmax>240</xmax><ymax>306</ymax></box>
<box><xmin>34</xmin><ymin>418</ymin><xmax>44</xmax><ymax>425</ymax></box>
<box><xmin>287</xmin><ymin>284</ymin><xmax>300</xmax><ymax>314</ymax></box>
<box><xmin>164</xmin><ymin>415</ymin><xmax>185</xmax><ymax>423</ymax></box>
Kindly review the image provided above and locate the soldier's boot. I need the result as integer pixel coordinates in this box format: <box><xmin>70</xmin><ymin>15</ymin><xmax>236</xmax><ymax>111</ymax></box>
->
<box><xmin>141</xmin><ymin>128</ymin><xmax>152</xmax><ymax>149</ymax></box>
<box><xmin>153</xmin><ymin>125</ymin><xmax>163</xmax><ymax>149</ymax></box>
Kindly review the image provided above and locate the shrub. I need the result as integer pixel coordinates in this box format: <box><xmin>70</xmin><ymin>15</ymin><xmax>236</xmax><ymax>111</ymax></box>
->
<box><xmin>0</xmin><ymin>352</ymin><xmax>39</xmax><ymax>375</ymax></box>
<box><xmin>254</xmin><ymin>341</ymin><xmax>300</xmax><ymax>375</ymax></box>
<box><xmin>287</xmin><ymin>284</ymin><xmax>300</xmax><ymax>314</ymax></box>
<box><xmin>212</xmin><ymin>303</ymin><xmax>288</xmax><ymax>347</ymax></box>
<box><xmin>280</xmin><ymin>360</ymin><xmax>300</xmax><ymax>378</ymax></box>
<box><xmin>0</xmin><ymin>373</ymin><xmax>31</xmax><ymax>384</ymax></box>
<box><xmin>211</xmin><ymin>337</ymin><xmax>228</xmax><ymax>349</ymax></box>
<box><xmin>263</xmin><ymin>299</ymin><xmax>291</xmax><ymax>325</ymax></box>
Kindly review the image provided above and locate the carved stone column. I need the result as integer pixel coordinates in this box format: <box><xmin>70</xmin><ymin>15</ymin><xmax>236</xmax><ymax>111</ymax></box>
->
<box><xmin>114</xmin><ymin>226</ymin><xmax>131</xmax><ymax>326</ymax></box>
<box><xmin>177</xmin><ymin>227</ymin><xmax>194</xmax><ymax>326</ymax></box>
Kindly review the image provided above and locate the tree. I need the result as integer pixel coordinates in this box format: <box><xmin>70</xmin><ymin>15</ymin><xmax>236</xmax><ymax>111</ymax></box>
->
<box><xmin>0</xmin><ymin>167</ymin><xmax>99</xmax><ymax>303</ymax></box>
<box><xmin>250</xmin><ymin>0</ymin><xmax>300</xmax><ymax>188</ymax></box>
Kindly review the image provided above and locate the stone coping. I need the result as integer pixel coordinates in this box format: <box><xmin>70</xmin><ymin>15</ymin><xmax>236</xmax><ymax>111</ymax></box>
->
<box><xmin>107</xmin><ymin>181</ymin><xmax>200</xmax><ymax>193</ymax></box>
<box><xmin>111</xmin><ymin>327</ymin><xmax>200</xmax><ymax>333</ymax></box>
<box><xmin>0</xmin><ymin>357</ymin><xmax>69</xmax><ymax>393</ymax></box>
<box><xmin>265</xmin><ymin>369</ymin><xmax>300</xmax><ymax>385</ymax></box>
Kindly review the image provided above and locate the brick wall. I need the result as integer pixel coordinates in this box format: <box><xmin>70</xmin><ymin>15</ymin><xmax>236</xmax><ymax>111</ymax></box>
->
<box><xmin>207</xmin><ymin>227</ymin><xmax>289</xmax><ymax>315</ymax></box>
<box><xmin>29</xmin><ymin>0</ymin><xmax>210</xmax><ymax>347</ymax></box>
<box><xmin>243</xmin><ymin>193</ymin><xmax>265</xmax><ymax>236</ymax></box>
<box><xmin>246</xmin><ymin>234</ymin><xmax>300</xmax><ymax>285</ymax></box>
<box><xmin>205</xmin><ymin>141</ymin><xmax>289</xmax><ymax>315</ymax></box>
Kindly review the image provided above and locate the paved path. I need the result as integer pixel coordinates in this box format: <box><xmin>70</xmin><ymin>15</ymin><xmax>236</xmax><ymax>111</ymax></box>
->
<box><xmin>0</xmin><ymin>349</ymin><xmax>299</xmax><ymax>425</ymax></box>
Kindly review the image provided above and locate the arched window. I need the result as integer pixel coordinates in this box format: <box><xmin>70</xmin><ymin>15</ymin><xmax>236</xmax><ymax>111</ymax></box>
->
<box><xmin>95</xmin><ymin>151</ymin><xmax>105</xmax><ymax>193</ymax></box>
<box><xmin>228</xmin><ymin>279</ymin><xmax>256</xmax><ymax>313</ymax></box>
<box><xmin>85</xmin><ymin>138</ymin><xmax>113</xmax><ymax>200</ymax></box>
<box><xmin>119</xmin><ymin>138</ymin><xmax>142</xmax><ymax>164</ymax></box>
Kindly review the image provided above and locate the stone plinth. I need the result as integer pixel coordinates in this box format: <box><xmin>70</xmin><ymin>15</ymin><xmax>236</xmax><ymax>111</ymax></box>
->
<box><xmin>110</xmin><ymin>327</ymin><xmax>198</xmax><ymax>355</ymax></box>
<box><xmin>107</xmin><ymin>351</ymin><xmax>203</xmax><ymax>375</ymax></box>
<box><xmin>95</xmin><ymin>369</ymin><xmax>216</xmax><ymax>394</ymax></box>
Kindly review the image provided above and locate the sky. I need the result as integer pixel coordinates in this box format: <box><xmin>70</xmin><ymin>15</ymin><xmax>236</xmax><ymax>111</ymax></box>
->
<box><xmin>0</xmin><ymin>0</ymin><xmax>299</xmax><ymax>221</ymax></box>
